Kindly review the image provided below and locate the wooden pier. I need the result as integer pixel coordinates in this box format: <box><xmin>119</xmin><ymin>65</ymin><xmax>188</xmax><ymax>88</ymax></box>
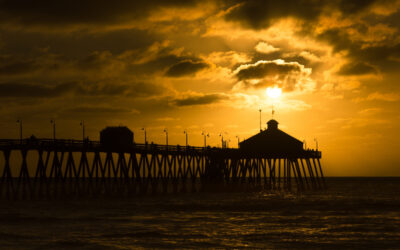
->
<box><xmin>0</xmin><ymin>136</ymin><xmax>325</xmax><ymax>198</ymax></box>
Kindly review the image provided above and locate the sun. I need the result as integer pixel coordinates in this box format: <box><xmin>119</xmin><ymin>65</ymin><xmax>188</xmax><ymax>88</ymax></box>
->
<box><xmin>266</xmin><ymin>87</ymin><xmax>282</xmax><ymax>99</ymax></box>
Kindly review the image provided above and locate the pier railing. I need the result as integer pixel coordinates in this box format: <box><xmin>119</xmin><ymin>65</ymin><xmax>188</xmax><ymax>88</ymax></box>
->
<box><xmin>0</xmin><ymin>138</ymin><xmax>321</xmax><ymax>158</ymax></box>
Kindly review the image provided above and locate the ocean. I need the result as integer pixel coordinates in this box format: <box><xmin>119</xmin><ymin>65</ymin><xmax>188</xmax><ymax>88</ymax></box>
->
<box><xmin>0</xmin><ymin>177</ymin><xmax>399</xmax><ymax>249</ymax></box>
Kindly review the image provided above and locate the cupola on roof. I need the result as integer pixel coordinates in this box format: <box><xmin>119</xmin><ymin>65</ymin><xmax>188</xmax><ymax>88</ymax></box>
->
<box><xmin>267</xmin><ymin>119</ymin><xmax>278</xmax><ymax>130</ymax></box>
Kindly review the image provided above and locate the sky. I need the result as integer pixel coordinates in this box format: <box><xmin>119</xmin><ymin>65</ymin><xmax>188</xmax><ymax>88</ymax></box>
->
<box><xmin>0</xmin><ymin>0</ymin><xmax>400</xmax><ymax>176</ymax></box>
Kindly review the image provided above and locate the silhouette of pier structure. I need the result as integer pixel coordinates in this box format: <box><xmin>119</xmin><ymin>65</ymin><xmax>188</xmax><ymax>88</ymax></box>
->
<box><xmin>0</xmin><ymin>120</ymin><xmax>325</xmax><ymax>198</ymax></box>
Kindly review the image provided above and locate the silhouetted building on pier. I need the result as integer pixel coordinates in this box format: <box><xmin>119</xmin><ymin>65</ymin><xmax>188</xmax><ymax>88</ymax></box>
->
<box><xmin>239</xmin><ymin>119</ymin><xmax>303</xmax><ymax>156</ymax></box>
<box><xmin>100</xmin><ymin>126</ymin><xmax>133</xmax><ymax>148</ymax></box>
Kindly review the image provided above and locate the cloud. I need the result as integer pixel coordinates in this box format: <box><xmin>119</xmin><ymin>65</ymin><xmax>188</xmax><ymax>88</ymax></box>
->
<box><xmin>317</xmin><ymin>28</ymin><xmax>353</xmax><ymax>53</ymax></box>
<box><xmin>223</xmin><ymin>0</ymin><xmax>378</xmax><ymax>30</ymax></box>
<box><xmin>233</xmin><ymin>59</ymin><xmax>312</xmax><ymax>91</ymax></box>
<box><xmin>0</xmin><ymin>43</ymin><xmax>210</xmax><ymax>81</ymax></box>
<box><xmin>327</xmin><ymin>116</ymin><xmax>390</xmax><ymax>130</ymax></box>
<box><xmin>353</xmin><ymin>92</ymin><xmax>400</xmax><ymax>102</ymax></box>
<box><xmin>0</xmin><ymin>0</ymin><xmax>202</xmax><ymax>30</ymax></box>
<box><xmin>279</xmin><ymin>99</ymin><xmax>312</xmax><ymax>111</ymax></box>
<box><xmin>220</xmin><ymin>1</ymin><xmax>399</xmax><ymax>79</ymax></box>
<box><xmin>211</xmin><ymin>0</ymin><xmax>400</xmax><ymax>83</ymax></box>
<box><xmin>77</xmin><ymin>51</ymin><xmax>115</xmax><ymax>70</ymax></box>
<box><xmin>255</xmin><ymin>42</ymin><xmax>280</xmax><ymax>54</ymax></box>
<box><xmin>358</xmin><ymin>108</ymin><xmax>381</xmax><ymax>116</ymax></box>
<box><xmin>0</xmin><ymin>59</ymin><xmax>37</xmax><ymax>75</ymax></box>
<box><xmin>173</xmin><ymin>93</ymin><xmax>228</xmax><ymax>106</ymax></box>
<box><xmin>0</xmin><ymin>28</ymin><xmax>158</xmax><ymax>58</ymax></box>
<box><xmin>0</xmin><ymin>50</ymin><xmax>124</xmax><ymax>79</ymax></box>
<box><xmin>235</xmin><ymin>59</ymin><xmax>304</xmax><ymax>80</ymax></box>
<box><xmin>0</xmin><ymin>81</ymin><xmax>164</xmax><ymax>98</ymax></box>
<box><xmin>224</xmin><ymin>1</ymin><xmax>324</xmax><ymax>30</ymax></box>
<box><xmin>156</xmin><ymin>117</ymin><xmax>180</xmax><ymax>122</ymax></box>
<box><xmin>338</xmin><ymin>62</ymin><xmax>378</xmax><ymax>75</ymax></box>
<box><xmin>366</xmin><ymin>92</ymin><xmax>400</xmax><ymax>102</ymax></box>
<box><xmin>0</xmin><ymin>82</ymin><xmax>75</xmax><ymax>97</ymax></box>
<box><xmin>317</xmin><ymin>25</ymin><xmax>400</xmax><ymax>74</ymax></box>
<box><xmin>165</xmin><ymin>60</ymin><xmax>209</xmax><ymax>77</ymax></box>
<box><xmin>65</xmin><ymin>106</ymin><xmax>139</xmax><ymax>114</ymax></box>
<box><xmin>114</xmin><ymin>42</ymin><xmax>214</xmax><ymax>77</ymax></box>
<box><xmin>298</xmin><ymin>51</ymin><xmax>321</xmax><ymax>62</ymax></box>
<box><xmin>353</xmin><ymin>44</ymin><xmax>400</xmax><ymax>73</ymax></box>
<box><xmin>205</xmin><ymin>51</ymin><xmax>250</xmax><ymax>68</ymax></box>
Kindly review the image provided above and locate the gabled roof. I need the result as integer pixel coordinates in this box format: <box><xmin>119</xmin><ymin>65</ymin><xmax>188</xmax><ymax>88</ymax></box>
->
<box><xmin>239</xmin><ymin>119</ymin><xmax>303</xmax><ymax>152</ymax></box>
<box><xmin>241</xmin><ymin>119</ymin><xmax>301</xmax><ymax>143</ymax></box>
<box><xmin>239</xmin><ymin>127</ymin><xmax>302</xmax><ymax>147</ymax></box>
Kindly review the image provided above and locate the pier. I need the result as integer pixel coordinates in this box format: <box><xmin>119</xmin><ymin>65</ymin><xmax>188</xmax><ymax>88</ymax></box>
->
<box><xmin>0</xmin><ymin>120</ymin><xmax>326</xmax><ymax>198</ymax></box>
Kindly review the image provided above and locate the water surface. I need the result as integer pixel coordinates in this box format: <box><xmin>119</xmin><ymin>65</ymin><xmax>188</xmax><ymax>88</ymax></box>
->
<box><xmin>0</xmin><ymin>178</ymin><xmax>399</xmax><ymax>249</ymax></box>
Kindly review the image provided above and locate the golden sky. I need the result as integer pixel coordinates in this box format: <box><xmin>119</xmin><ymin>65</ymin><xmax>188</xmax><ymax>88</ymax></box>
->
<box><xmin>0</xmin><ymin>0</ymin><xmax>400</xmax><ymax>176</ymax></box>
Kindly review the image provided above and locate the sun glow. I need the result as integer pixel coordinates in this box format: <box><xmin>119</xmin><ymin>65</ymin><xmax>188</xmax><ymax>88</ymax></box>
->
<box><xmin>266</xmin><ymin>87</ymin><xmax>282</xmax><ymax>99</ymax></box>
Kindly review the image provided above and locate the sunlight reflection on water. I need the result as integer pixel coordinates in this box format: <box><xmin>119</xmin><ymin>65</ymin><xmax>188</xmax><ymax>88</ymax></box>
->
<box><xmin>0</xmin><ymin>178</ymin><xmax>399</xmax><ymax>248</ymax></box>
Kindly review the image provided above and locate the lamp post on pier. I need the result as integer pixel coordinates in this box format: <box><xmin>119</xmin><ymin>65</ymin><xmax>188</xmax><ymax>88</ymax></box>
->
<box><xmin>164</xmin><ymin>129</ymin><xmax>168</xmax><ymax>147</ymax></box>
<box><xmin>16</xmin><ymin>119</ymin><xmax>22</xmax><ymax>144</ymax></box>
<box><xmin>50</xmin><ymin>119</ymin><xmax>56</xmax><ymax>141</ymax></box>
<box><xmin>141</xmin><ymin>128</ymin><xmax>147</xmax><ymax>144</ymax></box>
<box><xmin>201</xmin><ymin>132</ymin><xmax>209</xmax><ymax>147</ymax></box>
<box><xmin>236</xmin><ymin>135</ymin><xmax>240</xmax><ymax>148</ymax></box>
<box><xmin>183</xmin><ymin>130</ymin><xmax>188</xmax><ymax>147</ymax></box>
<box><xmin>80</xmin><ymin>120</ymin><xmax>85</xmax><ymax>141</ymax></box>
<box><xmin>314</xmin><ymin>138</ymin><xmax>318</xmax><ymax>151</ymax></box>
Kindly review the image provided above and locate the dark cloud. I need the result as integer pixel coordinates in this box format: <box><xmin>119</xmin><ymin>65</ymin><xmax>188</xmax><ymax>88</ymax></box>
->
<box><xmin>60</xmin><ymin>105</ymin><xmax>139</xmax><ymax>120</ymax></box>
<box><xmin>165</xmin><ymin>60</ymin><xmax>209</xmax><ymax>77</ymax></box>
<box><xmin>317</xmin><ymin>28</ymin><xmax>354</xmax><ymax>53</ymax></box>
<box><xmin>224</xmin><ymin>0</ymin><xmax>400</xmax><ymax>77</ymax></box>
<box><xmin>318</xmin><ymin>28</ymin><xmax>400</xmax><ymax>73</ymax></box>
<box><xmin>0</xmin><ymin>0</ymin><xmax>201</xmax><ymax>28</ymax></box>
<box><xmin>124</xmin><ymin>82</ymin><xmax>165</xmax><ymax>97</ymax></box>
<box><xmin>0</xmin><ymin>51</ymin><xmax>114</xmax><ymax>76</ymax></box>
<box><xmin>0</xmin><ymin>82</ymin><xmax>75</xmax><ymax>97</ymax></box>
<box><xmin>77</xmin><ymin>51</ymin><xmax>113</xmax><ymax>70</ymax></box>
<box><xmin>225</xmin><ymin>0</ymin><xmax>324</xmax><ymax>29</ymax></box>
<box><xmin>0</xmin><ymin>59</ymin><xmax>37</xmax><ymax>75</ymax></box>
<box><xmin>0</xmin><ymin>45</ymin><xmax>208</xmax><ymax>80</ymax></box>
<box><xmin>352</xmin><ymin>44</ymin><xmax>400</xmax><ymax>73</ymax></box>
<box><xmin>1</xmin><ymin>28</ymin><xmax>158</xmax><ymax>57</ymax></box>
<box><xmin>234</xmin><ymin>60</ymin><xmax>303</xmax><ymax>80</ymax></box>
<box><xmin>173</xmin><ymin>93</ymin><xmax>227</xmax><ymax>106</ymax></box>
<box><xmin>338</xmin><ymin>62</ymin><xmax>377</xmax><ymax>75</ymax></box>
<box><xmin>233</xmin><ymin>60</ymin><xmax>312</xmax><ymax>91</ymax></box>
<box><xmin>139</xmin><ymin>54</ymin><xmax>186</xmax><ymax>74</ymax></box>
<box><xmin>64</xmin><ymin>106</ymin><xmax>133</xmax><ymax>114</ymax></box>
<box><xmin>224</xmin><ymin>0</ymin><xmax>377</xmax><ymax>30</ymax></box>
<box><xmin>0</xmin><ymin>81</ymin><xmax>163</xmax><ymax>98</ymax></box>
<box><xmin>337</xmin><ymin>0</ymin><xmax>376</xmax><ymax>15</ymax></box>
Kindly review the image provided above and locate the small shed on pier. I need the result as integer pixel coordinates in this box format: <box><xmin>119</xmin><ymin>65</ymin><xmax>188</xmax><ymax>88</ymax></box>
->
<box><xmin>100</xmin><ymin>126</ymin><xmax>134</xmax><ymax>149</ymax></box>
<box><xmin>239</xmin><ymin>119</ymin><xmax>303</xmax><ymax>155</ymax></box>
